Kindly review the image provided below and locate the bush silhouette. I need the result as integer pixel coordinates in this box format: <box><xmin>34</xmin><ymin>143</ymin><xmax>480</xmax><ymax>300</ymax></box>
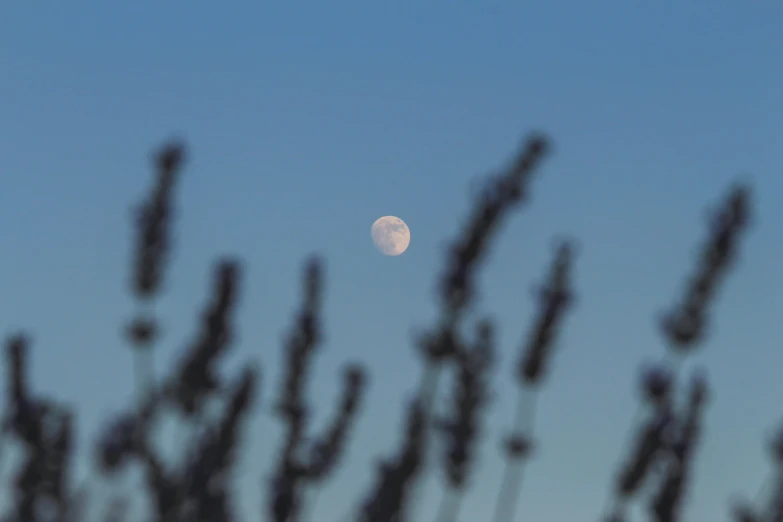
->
<box><xmin>0</xmin><ymin>133</ymin><xmax>765</xmax><ymax>522</ymax></box>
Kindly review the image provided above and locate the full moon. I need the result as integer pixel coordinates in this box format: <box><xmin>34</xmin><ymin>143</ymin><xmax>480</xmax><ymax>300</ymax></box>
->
<box><xmin>371</xmin><ymin>216</ymin><xmax>410</xmax><ymax>256</ymax></box>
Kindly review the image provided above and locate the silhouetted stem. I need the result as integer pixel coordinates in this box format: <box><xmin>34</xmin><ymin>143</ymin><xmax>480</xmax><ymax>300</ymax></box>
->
<box><xmin>434</xmin><ymin>489</ymin><xmax>462</xmax><ymax>522</ymax></box>
<box><xmin>493</xmin><ymin>389</ymin><xmax>537</xmax><ymax>522</ymax></box>
<box><xmin>301</xmin><ymin>487</ymin><xmax>322</xmax><ymax>522</ymax></box>
<box><xmin>133</xmin><ymin>349</ymin><xmax>155</xmax><ymax>406</ymax></box>
<box><xmin>400</xmin><ymin>362</ymin><xmax>444</xmax><ymax>519</ymax></box>
<box><xmin>494</xmin><ymin>464</ymin><xmax>527</xmax><ymax>522</ymax></box>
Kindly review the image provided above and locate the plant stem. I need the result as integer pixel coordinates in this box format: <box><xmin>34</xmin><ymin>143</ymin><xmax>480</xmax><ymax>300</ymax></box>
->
<box><xmin>434</xmin><ymin>488</ymin><xmax>462</xmax><ymax>522</ymax></box>
<box><xmin>492</xmin><ymin>388</ymin><xmax>536</xmax><ymax>522</ymax></box>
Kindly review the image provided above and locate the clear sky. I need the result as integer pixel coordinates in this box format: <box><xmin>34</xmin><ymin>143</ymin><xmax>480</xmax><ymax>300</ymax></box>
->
<box><xmin>0</xmin><ymin>1</ymin><xmax>781</xmax><ymax>521</ymax></box>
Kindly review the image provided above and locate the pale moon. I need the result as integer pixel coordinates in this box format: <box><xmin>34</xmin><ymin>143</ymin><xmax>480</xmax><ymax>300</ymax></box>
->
<box><xmin>371</xmin><ymin>216</ymin><xmax>410</xmax><ymax>256</ymax></box>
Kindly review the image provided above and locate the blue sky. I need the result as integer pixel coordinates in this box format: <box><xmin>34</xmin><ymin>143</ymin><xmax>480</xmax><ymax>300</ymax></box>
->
<box><xmin>0</xmin><ymin>1</ymin><xmax>781</xmax><ymax>520</ymax></box>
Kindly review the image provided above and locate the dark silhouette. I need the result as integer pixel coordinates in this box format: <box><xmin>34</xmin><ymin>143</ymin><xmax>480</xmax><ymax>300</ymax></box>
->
<box><xmin>0</xmin><ymin>134</ymin><xmax>765</xmax><ymax>522</ymax></box>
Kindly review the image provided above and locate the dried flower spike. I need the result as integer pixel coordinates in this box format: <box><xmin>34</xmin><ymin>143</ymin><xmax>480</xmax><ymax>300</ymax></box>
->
<box><xmin>437</xmin><ymin>320</ymin><xmax>495</xmax><ymax>490</ymax></box>
<box><xmin>640</xmin><ymin>364</ymin><xmax>674</xmax><ymax>407</ymax></box>
<box><xmin>518</xmin><ymin>241</ymin><xmax>575</xmax><ymax>386</ymax></box>
<box><xmin>660</xmin><ymin>183</ymin><xmax>752</xmax><ymax>352</ymax></box>
<box><xmin>130</xmin><ymin>140</ymin><xmax>186</xmax><ymax>300</ymax></box>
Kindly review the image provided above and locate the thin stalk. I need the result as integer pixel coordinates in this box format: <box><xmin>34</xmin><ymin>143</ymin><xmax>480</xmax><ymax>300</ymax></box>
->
<box><xmin>301</xmin><ymin>486</ymin><xmax>322</xmax><ymax>522</ymax></box>
<box><xmin>405</xmin><ymin>361</ymin><xmax>445</xmax><ymax>519</ymax></box>
<box><xmin>492</xmin><ymin>388</ymin><xmax>537</xmax><ymax>522</ymax></box>
<box><xmin>434</xmin><ymin>488</ymin><xmax>463</xmax><ymax>522</ymax></box>
<box><xmin>133</xmin><ymin>349</ymin><xmax>155</xmax><ymax>404</ymax></box>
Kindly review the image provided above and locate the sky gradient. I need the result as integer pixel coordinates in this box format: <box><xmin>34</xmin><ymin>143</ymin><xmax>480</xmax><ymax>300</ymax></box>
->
<box><xmin>1</xmin><ymin>2</ymin><xmax>782</xmax><ymax>520</ymax></box>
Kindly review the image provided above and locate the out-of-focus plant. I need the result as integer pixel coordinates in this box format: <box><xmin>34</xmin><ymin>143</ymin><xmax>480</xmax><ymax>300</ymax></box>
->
<box><xmin>0</xmin><ymin>133</ymin><xmax>765</xmax><ymax>522</ymax></box>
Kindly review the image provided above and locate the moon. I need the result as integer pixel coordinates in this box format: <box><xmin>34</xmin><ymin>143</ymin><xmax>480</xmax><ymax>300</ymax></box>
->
<box><xmin>371</xmin><ymin>216</ymin><xmax>410</xmax><ymax>256</ymax></box>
